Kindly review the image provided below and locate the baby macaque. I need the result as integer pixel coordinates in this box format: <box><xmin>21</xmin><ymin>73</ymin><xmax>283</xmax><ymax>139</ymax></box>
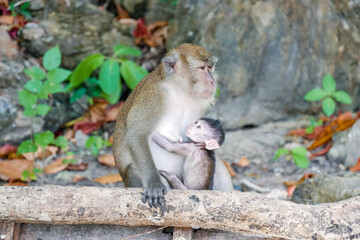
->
<box><xmin>152</xmin><ymin>118</ymin><xmax>225</xmax><ymax>190</ymax></box>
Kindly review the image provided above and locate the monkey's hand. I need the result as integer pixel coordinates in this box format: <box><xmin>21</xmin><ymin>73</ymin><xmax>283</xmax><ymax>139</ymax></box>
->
<box><xmin>152</xmin><ymin>133</ymin><xmax>176</xmax><ymax>151</ymax></box>
<box><xmin>142</xmin><ymin>182</ymin><xmax>168</xmax><ymax>208</ymax></box>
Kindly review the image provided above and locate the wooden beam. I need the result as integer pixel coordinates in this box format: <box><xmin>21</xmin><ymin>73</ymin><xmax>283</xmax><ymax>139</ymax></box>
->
<box><xmin>0</xmin><ymin>186</ymin><xmax>359</xmax><ymax>239</ymax></box>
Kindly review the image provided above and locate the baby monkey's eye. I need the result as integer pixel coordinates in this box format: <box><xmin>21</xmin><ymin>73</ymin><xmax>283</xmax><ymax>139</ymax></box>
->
<box><xmin>208</xmin><ymin>66</ymin><xmax>212</xmax><ymax>70</ymax></box>
<box><xmin>197</xmin><ymin>125</ymin><xmax>201</xmax><ymax>129</ymax></box>
<box><xmin>200</xmin><ymin>66</ymin><xmax>206</xmax><ymax>70</ymax></box>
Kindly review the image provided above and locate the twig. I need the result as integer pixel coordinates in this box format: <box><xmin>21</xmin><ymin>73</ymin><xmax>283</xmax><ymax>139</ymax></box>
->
<box><xmin>120</xmin><ymin>226</ymin><xmax>168</xmax><ymax>240</ymax></box>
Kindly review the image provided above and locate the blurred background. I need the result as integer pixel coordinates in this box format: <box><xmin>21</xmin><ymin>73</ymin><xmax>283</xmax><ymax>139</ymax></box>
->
<box><xmin>1</xmin><ymin>0</ymin><xmax>360</xmax><ymax>205</ymax></box>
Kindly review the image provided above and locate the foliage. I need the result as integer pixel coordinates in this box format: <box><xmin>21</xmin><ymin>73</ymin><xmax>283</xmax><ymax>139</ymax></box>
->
<box><xmin>274</xmin><ymin>147</ymin><xmax>309</xmax><ymax>169</ymax></box>
<box><xmin>21</xmin><ymin>168</ymin><xmax>42</xmax><ymax>182</ymax></box>
<box><xmin>85</xmin><ymin>136</ymin><xmax>112</xmax><ymax>156</ymax></box>
<box><xmin>68</xmin><ymin>44</ymin><xmax>147</xmax><ymax>104</ymax></box>
<box><xmin>9</xmin><ymin>1</ymin><xmax>32</xmax><ymax>19</ymax></box>
<box><xmin>305</xmin><ymin>119</ymin><xmax>323</xmax><ymax>134</ymax></box>
<box><xmin>160</xmin><ymin>0</ymin><xmax>178</xmax><ymax>5</ymax></box>
<box><xmin>304</xmin><ymin>74</ymin><xmax>352</xmax><ymax>117</ymax></box>
<box><xmin>62</xmin><ymin>152</ymin><xmax>76</xmax><ymax>164</ymax></box>
<box><xmin>18</xmin><ymin>45</ymin><xmax>70</xmax><ymax>117</ymax></box>
<box><xmin>17</xmin><ymin>131</ymin><xmax>69</xmax><ymax>155</ymax></box>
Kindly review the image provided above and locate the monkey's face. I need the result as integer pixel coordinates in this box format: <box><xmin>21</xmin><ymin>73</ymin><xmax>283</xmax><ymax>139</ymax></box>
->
<box><xmin>185</xmin><ymin>120</ymin><xmax>214</xmax><ymax>143</ymax></box>
<box><xmin>190</xmin><ymin>61</ymin><xmax>217</xmax><ymax>99</ymax></box>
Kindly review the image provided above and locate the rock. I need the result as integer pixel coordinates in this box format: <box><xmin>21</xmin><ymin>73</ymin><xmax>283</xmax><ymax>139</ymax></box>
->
<box><xmin>144</xmin><ymin>0</ymin><xmax>176</xmax><ymax>23</ymax></box>
<box><xmin>122</xmin><ymin>0</ymin><xmax>147</xmax><ymax>18</ymax></box>
<box><xmin>292</xmin><ymin>172</ymin><xmax>360</xmax><ymax>204</ymax></box>
<box><xmin>328</xmin><ymin>120</ymin><xmax>360</xmax><ymax>167</ymax></box>
<box><xmin>168</xmin><ymin>0</ymin><xmax>360</xmax><ymax>129</ymax></box>
<box><xmin>101</xmin><ymin>29</ymin><xmax>135</xmax><ymax>56</ymax></box>
<box><xmin>19</xmin><ymin>0</ymin><xmax>114</xmax><ymax>69</ymax></box>
<box><xmin>74</xmin><ymin>130</ymin><xmax>89</xmax><ymax>149</ymax></box>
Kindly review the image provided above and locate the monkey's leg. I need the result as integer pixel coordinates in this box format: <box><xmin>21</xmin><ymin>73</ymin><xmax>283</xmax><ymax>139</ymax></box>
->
<box><xmin>123</xmin><ymin>163</ymin><xmax>142</xmax><ymax>187</ymax></box>
<box><xmin>159</xmin><ymin>170</ymin><xmax>187</xmax><ymax>190</ymax></box>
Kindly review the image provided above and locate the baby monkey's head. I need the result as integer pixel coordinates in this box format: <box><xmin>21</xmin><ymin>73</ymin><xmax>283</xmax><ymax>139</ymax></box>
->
<box><xmin>185</xmin><ymin>118</ymin><xmax>225</xmax><ymax>150</ymax></box>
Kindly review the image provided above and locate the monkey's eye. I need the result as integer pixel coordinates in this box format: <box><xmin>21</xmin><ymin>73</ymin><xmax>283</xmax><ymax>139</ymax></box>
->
<box><xmin>208</xmin><ymin>66</ymin><xmax>213</xmax><ymax>70</ymax></box>
<box><xmin>197</xmin><ymin>125</ymin><xmax>201</xmax><ymax>129</ymax></box>
<box><xmin>195</xmin><ymin>121</ymin><xmax>198</xmax><ymax>124</ymax></box>
<box><xmin>200</xmin><ymin>66</ymin><xmax>206</xmax><ymax>70</ymax></box>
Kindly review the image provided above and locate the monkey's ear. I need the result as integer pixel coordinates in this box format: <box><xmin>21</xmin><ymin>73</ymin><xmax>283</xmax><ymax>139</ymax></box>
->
<box><xmin>205</xmin><ymin>139</ymin><xmax>220</xmax><ymax>150</ymax></box>
<box><xmin>162</xmin><ymin>53</ymin><xmax>178</xmax><ymax>76</ymax></box>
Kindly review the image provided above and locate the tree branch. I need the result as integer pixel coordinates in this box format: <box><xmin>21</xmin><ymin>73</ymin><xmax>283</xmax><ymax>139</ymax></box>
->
<box><xmin>0</xmin><ymin>186</ymin><xmax>359</xmax><ymax>239</ymax></box>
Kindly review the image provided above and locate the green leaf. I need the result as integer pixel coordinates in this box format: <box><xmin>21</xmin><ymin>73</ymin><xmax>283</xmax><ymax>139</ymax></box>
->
<box><xmin>95</xmin><ymin>137</ymin><xmax>103</xmax><ymax>150</ymax></box>
<box><xmin>87</xmin><ymin>96</ymin><xmax>94</xmax><ymax>105</ymax></box>
<box><xmin>20</xmin><ymin>10</ymin><xmax>32</xmax><ymax>19</ymax></box>
<box><xmin>91</xmin><ymin>145</ymin><xmax>99</xmax><ymax>156</ymax></box>
<box><xmin>18</xmin><ymin>89</ymin><xmax>37</xmax><ymax>108</ymax></box>
<box><xmin>291</xmin><ymin>148</ymin><xmax>309</xmax><ymax>169</ymax></box>
<box><xmin>305</xmin><ymin>126</ymin><xmax>314</xmax><ymax>134</ymax></box>
<box><xmin>21</xmin><ymin>170</ymin><xmax>29</xmax><ymax>181</ymax></box>
<box><xmin>33</xmin><ymin>168</ymin><xmax>43</xmax><ymax>174</ymax></box>
<box><xmin>23</xmin><ymin>107</ymin><xmax>36</xmax><ymax>117</ymax></box>
<box><xmin>120</xmin><ymin>60</ymin><xmax>148</xmax><ymax>90</ymax></box>
<box><xmin>25</xmin><ymin>80</ymin><xmax>43</xmax><ymax>93</ymax></box>
<box><xmin>70</xmin><ymin>87</ymin><xmax>87</xmax><ymax>103</ymax></box>
<box><xmin>99</xmin><ymin>60</ymin><xmax>121</xmax><ymax>94</ymax></box>
<box><xmin>315</xmin><ymin>120</ymin><xmax>323</xmax><ymax>126</ymax></box>
<box><xmin>52</xmin><ymin>136</ymin><xmax>69</xmax><ymax>150</ymax></box>
<box><xmin>322</xmin><ymin>97</ymin><xmax>336</xmax><ymax>117</ymax></box>
<box><xmin>274</xmin><ymin>148</ymin><xmax>290</xmax><ymax>161</ymax></box>
<box><xmin>17</xmin><ymin>140</ymin><xmax>38</xmax><ymax>155</ymax></box>
<box><xmin>24</xmin><ymin>67</ymin><xmax>46</xmax><ymax>81</ymax></box>
<box><xmin>304</xmin><ymin>88</ymin><xmax>327</xmax><ymax>102</ymax></box>
<box><xmin>85</xmin><ymin>137</ymin><xmax>95</xmax><ymax>149</ymax></box>
<box><xmin>322</xmin><ymin>74</ymin><xmax>336</xmax><ymax>94</ymax></box>
<box><xmin>43</xmin><ymin>45</ymin><xmax>61</xmax><ymax>71</ymax></box>
<box><xmin>20</xmin><ymin>2</ymin><xmax>30</xmax><ymax>10</ymax></box>
<box><xmin>34</xmin><ymin>131</ymin><xmax>55</xmax><ymax>147</ymax></box>
<box><xmin>113</xmin><ymin>44</ymin><xmax>142</xmax><ymax>57</ymax></box>
<box><xmin>42</xmin><ymin>81</ymin><xmax>64</xmax><ymax>94</ymax></box>
<box><xmin>29</xmin><ymin>172</ymin><xmax>37</xmax><ymax>180</ymax></box>
<box><xmin>332</xmin><ymin>91</ymin><xmax>352</xmax><ymax>104</ymax></box>
<box><xmin>37</xmin><ymin>87</ymin><xmax>49</xmax><ymax>100</ymax></box>
<box><xmin>70</xmin><ymin>54</ymin><xmax>104</xmax><ymax>87</ymax></box>
<box><xmin>291</xmin><ymin>147</ymin><xmax>308</xmax><ymax>156</ymax></box>
<box><xmin>47</xmin><ymin>68</ymin><xmax>72</xmax><ymax>83</ymax></box>
<box><xmin>102</xmin><ymin>85</ymin><xmax>121</xmax><ymax>104</ymax></box>
<box><xmin>36</xmin><ymin>104</ymin><xmax>51</xmax><ymax>116</ymax></box>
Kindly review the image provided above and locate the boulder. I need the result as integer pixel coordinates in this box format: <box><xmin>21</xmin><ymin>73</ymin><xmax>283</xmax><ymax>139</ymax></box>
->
<box><xmin>168</xmin><ymin>0</ymin><xmax>360</xmax><ymax>129</ymax></box>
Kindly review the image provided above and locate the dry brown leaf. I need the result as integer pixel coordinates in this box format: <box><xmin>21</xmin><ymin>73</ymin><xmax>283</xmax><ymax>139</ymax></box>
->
<box><xmin>43</xmin><ymin>157</ymin><xmax>73</xmax><ymax>174</ymax></box>
<box><xmin>4</xmin><ymin>180</ymin><xmax>28</xmax><ymax>186</ymax></box>
<box><xmin>0</xmin><ymin>15</ymin><xmax>14</xmax><ymax>25</ymax></box>
<box><xmin>0</xmin><ymin>0</ymin><xmax>9</xmax><ymax>7</ymax></box>
<box><xmin>283</xmin><ymin>173</ymin><xmax>315</xmax><ymax>187</ymax></box>
<box><xmin>0</xmin><ymin>159</ymin><xmax>33</xmax><ymax>181</ymax></box>
<box><xmin>104</xmin><ymin>102</ymin><xmax>123</xmax><ymax>122</ymax></box>
<box><xmin>93</xmin><ymin>174</ymin><xmax>123</xmax><ymax>184</ymax></box>
<box><xmin>23</xmin><ymin>145</ymin><xmax>58</xmax><ymax>161</ymax></box>
<box><xmin>115</xmin><ymin>3</ymin><xmax>130</xmax><ymax>19</ymax></box>
<box><xmin>222</xmin><ymin>159</ymin><xmax>236</xmax><ymax>177</ymax></box>
<box><xmin>66</xmin><ymin>163</ymin><xmax>88</xmax><ymax>171</ymax></box>
<box><xmin>287</xmin><ymin>185</ymin><xmax>296</xmax><ymax>198</ymax></box>
<box><xmin>350</xmin><ymin>158</ymin><xmax>360</xmax><ymax>172</ymax></box>
<box><xmin>71</xmin><ymin>175</ymin><xmax>86</xmax><ymax>182</ymax></box>
<box><xmin>237</xmin><ymin>157</ymin><xmax>250</xmax><ymax>167</ymax></box>
<box><xmin>98</xmin><ymin>154</ymin><xmax>115</xmax><ymax>167</ymax></box>
<box><xmin>64</xmin><ymin>128</ymin><xmax>75</xmax><ymax>140</ymax></box>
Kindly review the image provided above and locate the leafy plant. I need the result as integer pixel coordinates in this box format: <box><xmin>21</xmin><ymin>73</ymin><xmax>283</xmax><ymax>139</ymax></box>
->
<box><xmin>85</xmin><ymin>136</ymin><xmax>112</xmax><ymax>156</ymax></box>
<box><xmin>305</xmin><ymin>119</ymin><xmax>323</xmax><ymax>134</ymax></box>
<box><xmin>68</xmin><ymin>44</ymin><xmax>147</xmax><ymax>104</ymax></box>
<box><xmin>304</xmin><ymin>74</ymin><xmax>352</xmax><ymax>117</ymax></box>
<box><xmin>18</xmin><ymin>45</ymin><xmax>71</xmax><ymax>117</ymax></box>
<box><xmin>17</xmin><ymin>131</ymin><xmax>69</xmax><ymax>156</ymax></box>
<box><xmin>62</xmin><ymin>152</ymin><xmax>77</xmax><ymax>164</ymax></box>
<box><xmin>274</xmin><ymin>147</ymin><xmax>309</xmax><ymax>169</ymax></box>
<box><xmin>9</xmin><ymin>1</ymin><xmax>32</xmax><ymax>19</ymax></box>
<box><xmin>21</xmin><ymin>168</ymin><xmax>42</xmax><ymax>182</ymax></box>
<box><xmin>160</xmin><ymin>0</ymin><xmax>178</xmax><ymax>5</ymax></box>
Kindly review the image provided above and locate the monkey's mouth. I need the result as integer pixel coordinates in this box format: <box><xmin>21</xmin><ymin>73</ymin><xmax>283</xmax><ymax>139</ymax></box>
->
<box><xmin>200</xmin><ymin>90</ymin><xmax>214</xmax><ymax>98</ymax></box>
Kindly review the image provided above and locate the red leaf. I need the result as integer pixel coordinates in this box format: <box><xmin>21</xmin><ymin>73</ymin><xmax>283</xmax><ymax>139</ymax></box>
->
<box><xmin>0</xmin><ymin>144</ymin><xmax>17</xmax><ymax>158</ymax></box>
<box><xmin>74</xmin><ymin>121</ymin><xmax>103</xmax><ymax>135</ymax></box>
<box><xmin>310</xmin><ymin>143</ymin><xmax>332</xmax><ymax>160</ymax></box>
<box><xmin>66</xmin><ymin>163</ymin><xmax>88</xmax><ymax>171</ymax></box>
<box><xmin>133</xmin><ymin>18</ymin><xmax>150</xmax><ymax>38</ymax></box>
<box><xmin>287</xmin><ymin>128</ymin><xmax>306</xmax><ymax>137</ymax></box>
<box><xmin>287</xmin><ymin>185</ymin><xmax>296</xmax><ymax>198</ymax></box>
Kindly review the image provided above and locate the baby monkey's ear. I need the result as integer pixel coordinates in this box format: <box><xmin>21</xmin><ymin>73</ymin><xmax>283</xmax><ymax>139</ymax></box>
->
<box><xmin>205</xmin><ymin>139</ymin><xmax>220</xmax><ymax>150</ymax></box>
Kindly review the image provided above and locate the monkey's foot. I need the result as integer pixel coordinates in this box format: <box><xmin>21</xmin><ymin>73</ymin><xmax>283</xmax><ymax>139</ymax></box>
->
<box><xmin>142</xmin><ymin>183</ymin><xmax>167</xmax><ymax>208</ymax></box>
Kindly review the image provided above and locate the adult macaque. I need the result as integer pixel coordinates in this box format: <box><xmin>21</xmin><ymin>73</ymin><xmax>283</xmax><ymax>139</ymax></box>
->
<box><xmin>154</xmin><ymin>118</ymin><xmax>225</xmax><ymax>190</ymax></box>
<box><xmin>113</xmin><ymin>43</ymin><xmax>232</xmax><ymax>208</ymax></box>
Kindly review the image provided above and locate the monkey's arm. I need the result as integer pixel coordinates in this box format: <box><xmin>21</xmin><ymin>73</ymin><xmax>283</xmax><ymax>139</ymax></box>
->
<box><xmin>159</xmin><ymin>170</ymin><xmax>187</xmax><ymax>190</ymax></box>
<box><xmin>152</xmin><ymin>132</ymin><xmax>195</xmax><ymax>156</ymax></box>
